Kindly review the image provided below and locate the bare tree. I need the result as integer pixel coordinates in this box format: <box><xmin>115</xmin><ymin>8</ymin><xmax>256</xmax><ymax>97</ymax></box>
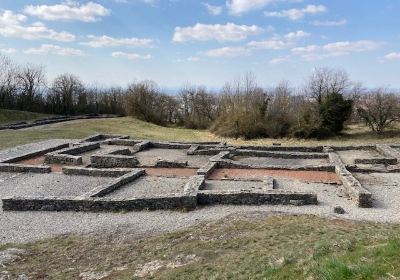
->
<box><xmin>306</xmin><ymin>67</ymin><xmax>351</xmax><ymax>104</ymax></box>
<box><xmin>16</xmin><ymin>63</ymin><xmax>46</xmax><ymax>111</ymax></box>
<box><xmin>50</xmin><ymin>73</ymin><xmax>85</xmax><ymax>115</ymax></box>
<box><xmin>0</xmin><ymin>54</ymin><xmax>18</xmax><ymax>109</ymax></box>
<box><xmin>178</xmin><ymin>85</ymin><xmax>217</xmax><ymax>128</ymax></box>
<box><xmin>357</xmin><ymin>89</ymin><xmax>400</xmax><ymax>134</ymax></box>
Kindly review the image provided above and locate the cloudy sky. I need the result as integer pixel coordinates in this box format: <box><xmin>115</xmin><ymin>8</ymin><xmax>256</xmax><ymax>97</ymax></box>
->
<box><xmin>1</xmin><ymin>0</ymin><xmax>400</xmax><ymax>88</ymax></box>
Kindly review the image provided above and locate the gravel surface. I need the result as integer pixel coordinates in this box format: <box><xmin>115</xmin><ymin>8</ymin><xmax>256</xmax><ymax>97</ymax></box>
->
<box><xmin>0</xmin><ymin>139</ymin><xmax>71</xmax><ymax>162</ymax></box>
<box><xmin>1</xmin><ymin>142</ymin><xmax>400</xmax><ymax>245</ymax></box>
<box><xmin>202</xmin><ymin>180</ymin><xmax>264</xmax><ymax>191</ymax></box>
<box><xmin>105</xmin><ymin>176</ymin><xmax>187</xmax><ymax>198</ymax></box>
<box><xmin>135</xmin><ymin>148</ymin><xmax>211</xmax><ymax>167</ymax></box>
<box><xmin>1</xmin><ymin>173</ymin><xmax>400</xmax><ymax>244</ymax></box>
<box><xmin>0</xmin><ymin>173</ymin><xmax>111</xmax><ymax>198</ymax></box>
<box><xmin>232</xmin><ymin>156</ymin><xmax>329</xmax><ymax>167</ymax></box>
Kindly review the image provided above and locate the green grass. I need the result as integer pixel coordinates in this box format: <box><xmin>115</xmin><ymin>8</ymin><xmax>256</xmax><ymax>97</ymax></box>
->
<box><xmin>2</xmin><ymin>215</ymin><xmax>400</xmax><ymax>279</ymax></box>
<box><xmin>0</xmin><ymin>109</ymin><xmax>52</xmax><ymax>125</ymax></box>
<box><xmin>1</xmin><ymin>116</ymin><xmax>400</xmax><ymax>150</ymax></box>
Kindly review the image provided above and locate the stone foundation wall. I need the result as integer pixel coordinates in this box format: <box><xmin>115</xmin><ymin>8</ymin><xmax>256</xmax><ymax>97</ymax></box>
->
<box><xmin>90</xmin><ymin>154</ymin><xmax>139</xmax><ymax>168</ymax></box>
<box><xmin>82</xmin><ymin>169</ymin><xmax>145</xmax><ymax>198</ymax></box>
<box><xmin>329</xmin><ymin>152</ymin><xmax>372</xmax><ymax>208</ymax></box>
<box><xmin>354</xmin><ymin>158</ymin><xmax>397</xmax><ymax>165</ymax></box>
<box><xmin>0</xmin><ymin>163</ymin><xmax>51</xmax><ymax>173</ymax></box>
<box><xmin>62</xmin><ymin>167</ymin><xmax>132</xmax><ymax>177</ymax></box>
<box><xmin>197</xmin><ymin>190</ymin><xmax>317</xmax><ymax>206</ymax></box>
<box><xmin>197</xmin><ymin>162</ymin><xmax>218</xmax><ymax>177</ymax></box>
<box><xmin>234</xmin><ymin>149</ymin><xmax>328</xmax><ymax>159</ymax></box>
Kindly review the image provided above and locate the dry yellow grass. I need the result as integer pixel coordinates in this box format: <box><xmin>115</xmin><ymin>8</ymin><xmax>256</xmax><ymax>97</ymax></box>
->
<box><xmin>1</xmin><ymin>117</ymin><xmax>400</xmax><ymax>150</ymax></box>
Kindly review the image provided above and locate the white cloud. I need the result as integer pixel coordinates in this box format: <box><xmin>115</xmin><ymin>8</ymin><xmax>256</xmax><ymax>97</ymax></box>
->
<box><xmin>247</xmin><ymin>39</ymin><xmax>288</xmax><ymax>50</ymax></box>
<box><xmin>312</xmin><ymin>19</ymin><xmax>347</xmax><ymax>27</ymax></box>
<box><xmin>202</xmin><ymin>3</ymin><xmax>223</xmax><ymax>16</ymax></box>
<box><xmin>82</xmin><ymin>35</ymin><xmax>153</xmax><ymax>48</ymax></box>
<box><xmin>248</xmin><ymin>30</ymin><xmax>310</xmax><ymax>49</ymax></box>
<box><xmin>204</xmin><ymin>46</ymin><xmax>250</xmax><ymax>57</ymax></box>
<box><xmin>269</xmin><ymin>56</ymin><xmax>291</xmax><ymax>64</ymax></box>
<box><xmin>172</xmin><ymin>22</ymin><xmax>262</xmax><ymax>42</ymax></box>
<box><xmin>265</xmin><ymin>4</ymin><xmax>326</xmax><ymax>20</ymax></box>
<box><xmin>284</xmin><ymin>30</ymin><xmax>310</xmax><ymax>40</ymax></box>
<box><xmin>187</xmin><ymin>56</ymin><xmax>200</xmax><ymax>61</ymax></box>
<box><xmin>111</xmin><ymin>51</ymin><xmax>152</xmax><ymax>60</ymax></box>
<box><xmin>24</xmin><ymin>1</ymin><xmax>110</xmax><ymax>22</ymax></box>
<box><xmin>114</xmin><ymin>0</ymin><xmax>158</xmax><ymax>4</ymax></box>
<box><xmin>0</xmin><ymin>47</ymin><xmax>16</xmax><ymax>54</ymax></box>
<box><xmin>226</xmin><ymin>0</ymin><xmax>273</xmax><ymax>15</ymax></box>
<box><xmin>0</xmin><ymin>10</ymin><xmax>75</xmax><ymax>42</ymax></box>
<box><xmin>291</xmin><ymin>40</ymin><xmax>379</xmax><ymax>60</ymax></box>
<box><xmin>24</xmin><ymin>44</ymin><xmax>85</xmax><ymax>56</ymax></box>
<box><xmin>383</xmin><ymin>52</ymin><xmax>400</xmax><ymax>61</ymax></box>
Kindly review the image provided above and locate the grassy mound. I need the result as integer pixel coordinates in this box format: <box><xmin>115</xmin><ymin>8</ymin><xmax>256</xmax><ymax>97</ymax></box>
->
<box><xmin>0</xmin><ymin>109</ymin><xmax>52</xmax><ymax>125</ymax></box>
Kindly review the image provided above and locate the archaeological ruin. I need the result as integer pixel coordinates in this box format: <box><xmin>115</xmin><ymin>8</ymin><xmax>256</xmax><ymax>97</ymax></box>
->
<box><xmin>1</xmin><ymin>134</ymin><xmax>400</xmax><ymax>213</ymax></box>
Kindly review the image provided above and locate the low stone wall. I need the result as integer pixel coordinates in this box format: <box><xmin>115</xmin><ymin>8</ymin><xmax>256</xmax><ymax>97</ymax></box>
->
<box><xmin>106</xmin><ymin>139</ymin><xmax>140</xmax><ymax>146</ymax></box>
<box><xmin>82</xmin><ymin>169</ymin><xmax>145</xmax><ymax>198</ymax></box>
<box><xmin>377</xmin><ymin>144</ymin><xmax>400</xmax><ymax>160</ymax></box>
<box><xmin>90</xmin><ymin>154</ymin><xmax>139</xmax><ymax>168</ymax></box>
<box><xmin>81</xmin><ymin>134</ymin><xmax>129</xmax><ymax>143</ymax></box>
<box><xmin>62</xmin><ymin>167</ymin><xmax>132</xmax><ymax>177</ymax></box>
<box><xmin>0</xmin><ymin>163</ymin><xmax>51</xmax><ymax>173</ymax></box>
<box><xmin>45</xmin><ymin>153</ymin><xmax>82</xmax><ymax>165</ymax></box>
<box><xmin>2</xmin><ymin>195</ymin><xmax>190</xmax><ymax>212</ymax></box>
<box><xmin>330</xmin><ymin>145</ymin><xmax>376</xmax><ymax>151</ymax></box>
<box><xmin>346</xmin><ymin>165</ymin><xmax>400</xmax><ymax>173</ymax></box>
<box><xmin>235</xmin><ymin>145</ymin><xmax>324</xmax><ymax>153</ymax></box>
<box><xmin>218</xmin><ymin>160</ymin><xmax>336</xmax><ymax>172</ymax></box>
<box><xmin>183</xmin><ymin>175</ymin><xmax>205</xmax><ymax>209</ymax></box>
<box><xmin>263</xmin><ymin>176</ymin><xmax>275</xmax><ymax>190</ymax></box>
<box><xmin>329</xmin><ymin>152</ymin><xmax>372</xmax><ymax>208</ymax></box>
<box><xmin>234</xmin><ymin>149</ymin><xmax>328</xmax><ymax>159</ymax></box>
<box><xmin>45</xmin><ymin>142</ymin><xmax>100</xmax><ymax>165</ymax></box>
<box><xmin>155</xmin><ymin>160</ymin><xmax>188</xmax><ymax>168</ymax></box>
<box><xmin>210</xmin><ymin>151</ymin><xmax>232</xmax><ymax>162</ymax></box>
<box><xmin>197</xmin><ymin>190</ymin><xmax>317</xmax><ymax>206</ymax></box>
<box><xmin>108</xmin><ymin>148</ymin><xmax>132</xmax><ymax>156</ymax></box>
<box><xmin>190</xmin><ymin>147</ymin><xmax>236</xmax><ymax>156</ymax></box>
<box><xmin>354</xmin><ymin>158</ymin><xmax>397</xmax><ymax>165</ymax></box>
<box><xmin>151</xmin><ymin>141</ymin><xmax>192</xmax><ymax>149</ymax></box>
<box><xmin>187</xmin><ymin>145</ymin><xmax>200</xmax><ymax>155</ymax></box>
<box><xmin>197</xmin><ymin>162</ymin><xmax>218</xmax><ymax>177</ymax></box>
<box><xmin>133</xmin><ymin>141</ymin><xmax>152</xmax><ymax>152</ymax></box>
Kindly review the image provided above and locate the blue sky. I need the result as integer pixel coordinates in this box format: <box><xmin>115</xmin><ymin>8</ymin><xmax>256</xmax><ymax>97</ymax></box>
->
<box><xmin>1</xmin><ymin>0</ymin><xmax>400</xmax><ymax>89</ymax></box>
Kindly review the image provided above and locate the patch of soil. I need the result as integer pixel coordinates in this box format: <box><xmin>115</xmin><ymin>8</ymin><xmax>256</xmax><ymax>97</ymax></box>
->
<box><xmin>18</xmin><ymin>155</ymin><xmax>46</xmax><ymax>165</ymax></box>
<box><xmin>208</xmin><ymin>168</ymin><xmax>342</xmax><ymax>184</ymax></box>
<box><xmin>145</xmin><ymin>168</ymin><xmax>197</xmax><ymax>177</ymax></box>
<box><xmin>18</xmin><ymin>155</ymin><xmax>64</xmax><ymax>173</ymax></box>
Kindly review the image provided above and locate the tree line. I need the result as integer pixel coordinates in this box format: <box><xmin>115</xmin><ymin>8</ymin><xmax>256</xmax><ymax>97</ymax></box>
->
<box><xmin>1</xmin><ymin>53</ymin><xmax>399</xmax><ymax>139</ymax></box>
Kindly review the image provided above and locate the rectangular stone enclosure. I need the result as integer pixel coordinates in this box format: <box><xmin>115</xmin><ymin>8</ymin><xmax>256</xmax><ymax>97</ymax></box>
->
<box><xmin>2</xmin><ymin>134</ymin><xmax>398</xmax><ymax>212</ymax></box>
